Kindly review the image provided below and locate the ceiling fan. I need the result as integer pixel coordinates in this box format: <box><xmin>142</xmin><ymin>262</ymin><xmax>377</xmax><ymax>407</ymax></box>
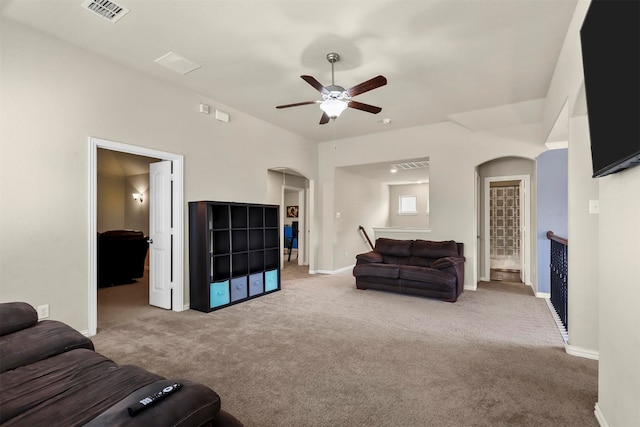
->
<box><xmin>276</xmin><ymin>52</ymin><xmax>387</xmax><ymax>125</ymax></box>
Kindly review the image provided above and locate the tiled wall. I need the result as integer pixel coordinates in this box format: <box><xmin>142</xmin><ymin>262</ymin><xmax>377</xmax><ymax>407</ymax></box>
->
<box><xmin>490</xmin><ymin>185</ymin><xmax>521</xmax><ymax>268</ymax></box>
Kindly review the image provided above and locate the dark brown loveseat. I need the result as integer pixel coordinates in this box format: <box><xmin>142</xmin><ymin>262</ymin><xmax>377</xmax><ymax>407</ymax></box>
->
<box><xmin>353</xmin><ymin>238</ymin><xmax>465</xmax><ymax>302</ymax></box>
<box><xmin>0</xmin><ymin>302</ymin><xmax>242</xmax><ymax>426</ymax></box>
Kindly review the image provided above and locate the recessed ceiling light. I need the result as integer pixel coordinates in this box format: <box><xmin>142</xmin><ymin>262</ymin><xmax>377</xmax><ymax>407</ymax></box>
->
<box><xmin>390</xmin><ymin>168</ymin><xmax>398</xmax><ymax>173</ymax></box>
<box><xmin>382</xmin><ymin>118</ymin><xmax>392</xmax><ymax>124</ymax></box>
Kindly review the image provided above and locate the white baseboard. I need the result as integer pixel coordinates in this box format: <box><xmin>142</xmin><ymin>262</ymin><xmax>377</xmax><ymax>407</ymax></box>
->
<box><xmin>182</xmin><ymin>303</ymin><xmax>190</xmax><ymax>311</ymax></box>
<box><xmin>315</xmin><ymin>265</ymin><xmax>354</xmax><ymax>275</ymax></box>
<box><xmin>536</xmin><ymin>291</ymin><xmax>551</xmax><ymax>298</ymax></box>
<box><xmin>335</xmin><ymin>265</ymin><xmax>355</xmax><ymax>274</ymax></box>
<box><xmin>80</xmin><ymin>329</ymin><xmax>91</xmax><ymax>337</ymax></box>
<box><xmin>594</xmin><ymin>403</ymin><xmax>610</xmax><ymax>427</ymax></box>
<box><xmin>565</xmin><ymin>344</ymin><xmax>599</xmax><ymax>360</ymax></box>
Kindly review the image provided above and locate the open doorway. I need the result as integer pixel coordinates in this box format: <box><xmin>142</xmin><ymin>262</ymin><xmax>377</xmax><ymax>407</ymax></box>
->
<box><xmin>483</xmin><ymin>174</ymin><xmax>531</xmax><ymax>286</ymax></box>
<box><xmin>488</xmin><ymin>180</ymin><xmax>523</xmax><ymax>282</ymax></box>
<box><xmin>269</xmin><ymin>168</ymin><xmax>312</xmax><ymax>280</ymax></box>
<box><xmin>88</xmin><ymin>137</ymin><xmax>184</xmax><ymax>336</ymax></box>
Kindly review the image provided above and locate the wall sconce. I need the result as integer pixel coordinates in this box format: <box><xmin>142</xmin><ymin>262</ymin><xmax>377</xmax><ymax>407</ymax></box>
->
<box><xmin>132</xmin><ymin>193</ymin><xmax>143</xmax><ymax>203</ymax></box>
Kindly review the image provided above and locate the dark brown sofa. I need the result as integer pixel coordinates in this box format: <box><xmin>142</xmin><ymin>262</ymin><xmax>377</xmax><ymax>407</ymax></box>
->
<box><xmin>0</xmin><ymin>302</ymin><xmax>243</xmax><ymax>426</ymax></box>
<box><xmin>98</xmin><ymin>230</ymin><xmax>149</xmax><ymax>287</ymax></box>
<box><xmin>353</xmin><ymin>238</ymin><xmax>465</xmax><ymax>302</ymax></box>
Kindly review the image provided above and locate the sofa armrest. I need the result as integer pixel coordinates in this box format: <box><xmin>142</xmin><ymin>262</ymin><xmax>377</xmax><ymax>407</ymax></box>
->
<box><xmin>431</xmin><ymin>256</ymin><xmax>466</xmax><ymax>297</ymax></box>
<box><xmin>355</xmin><ymin>251</ymin><xmax>384</xmax><ymax>264</ymax></box>
<box><xmin>431</xmin><ymin>256</ymin><xmax>464</xmax><ymax>270</ymax></box>
<box><xmin>0</xmin><ymin>302</ymin><xmax>38</xmax><ymax>337</ymax></box>
<box><xmin>84</xmin><ymin>379</ymin><xmax>225</xmax><ymax>427</ymax></box>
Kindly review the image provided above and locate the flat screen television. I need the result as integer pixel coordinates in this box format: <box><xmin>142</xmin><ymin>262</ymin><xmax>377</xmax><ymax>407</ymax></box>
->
<box><xmin>580</xmin><ymin>0</ymin><xmax>640</xmax><ymax>178</ymax></box>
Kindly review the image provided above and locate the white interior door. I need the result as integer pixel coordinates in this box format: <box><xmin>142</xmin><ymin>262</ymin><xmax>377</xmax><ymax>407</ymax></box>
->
<box><xmin>149</xmin><ymin>160</ymin><xmax>172</xmax><ymax>309</ymax></box>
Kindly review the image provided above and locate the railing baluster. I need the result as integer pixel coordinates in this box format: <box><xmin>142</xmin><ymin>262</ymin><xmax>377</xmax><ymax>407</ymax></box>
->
<box><xmin>547</xmin><ymin>231</ymin><xmax>568</xmax><ymax>329</ymax></box>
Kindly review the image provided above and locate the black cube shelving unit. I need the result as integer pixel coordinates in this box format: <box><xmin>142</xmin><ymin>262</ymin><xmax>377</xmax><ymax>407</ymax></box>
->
<box><xmin>189</xmin><ymin>201</ymin><xmax>280</xmax><ymax>313</ymax></box>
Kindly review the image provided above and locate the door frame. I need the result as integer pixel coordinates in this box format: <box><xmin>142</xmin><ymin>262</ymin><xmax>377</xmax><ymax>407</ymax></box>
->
<box><xmin>88</xmin><ymin>137</ymin><xmax>184</xmax><ymax>336</ymax></box>
<box><xmin>281</xmin><ymin>186</ymin><xmax>306</xmax><ymax>267</ymax></box>
<box><xmin>483</xmin><ymin>174</ymin><xmax>531</xmax><ymax>286</ymax></box>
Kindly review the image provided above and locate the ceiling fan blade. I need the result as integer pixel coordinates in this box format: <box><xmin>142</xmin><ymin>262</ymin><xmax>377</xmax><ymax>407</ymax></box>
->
<box><xmin>348</xmin><ymin>100</ymin><xmax>382</xmax><ymax>114</ymax></box>
<box><xmin>276</xmin><ymin>100</ymin><xmax>319</xmax><ymax>109</ymax></box>
<box><xmin>319</xmin><ymin>112</ymin><xmax>330</xmax><ymax>125</ymax></box>
<box><xmin>301</xmin><ymin>75</ymin><xmax>328</xmax><ymax>94</ymax></box>
<box><xmin>346</xmin><ymin>75</ymin><xmax>387</xmax><ymax>97</ymax></box>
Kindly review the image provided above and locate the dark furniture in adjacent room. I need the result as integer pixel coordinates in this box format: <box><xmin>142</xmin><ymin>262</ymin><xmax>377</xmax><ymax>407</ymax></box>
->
<box><xmin>353</xmin><ymin>238</ymin><xmax>465</xmax><ymax>302</ymax></box>
<box><xmin>284</xmin><ymin>221</ymin><xmax>298</xmax><ymax>262</ymax></box>
<box><xmin>189</xmin><ymin>201</ymin><xmax>280</xmax><ymax>313</ymax></box>
<box><xmin>0</xmin><ymin>302</ymin><xmax>243</xmax><ymax>426</ymax></box>
<box><xmin>97</xmin><ymin>230</ymin><xmax>149</xmax><ymax>287</ymax></box>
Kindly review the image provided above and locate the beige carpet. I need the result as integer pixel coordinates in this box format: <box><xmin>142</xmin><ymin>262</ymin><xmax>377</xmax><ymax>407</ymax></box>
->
<box><xmin>94</xmin><ymin>265</ymin><xmax>598</xmax><ymax>427</ymax></box>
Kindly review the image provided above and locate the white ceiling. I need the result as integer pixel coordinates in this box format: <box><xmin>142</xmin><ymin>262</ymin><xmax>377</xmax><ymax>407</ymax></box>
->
<box><xmin>97</xmin><ymin>148</ymin><xmax>160</xmax><ymax>176</ymax></box>
<box><xmin>2</xmin><ymin>0</ymin><xmax>578</xmax><ymax>144</ymax></box>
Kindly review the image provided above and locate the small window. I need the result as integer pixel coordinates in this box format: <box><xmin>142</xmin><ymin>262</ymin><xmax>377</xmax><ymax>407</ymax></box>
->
<box><xmin>398</xmin><ymin>195</ymin><xmax>417</xmax><ymax>215</ymax></box>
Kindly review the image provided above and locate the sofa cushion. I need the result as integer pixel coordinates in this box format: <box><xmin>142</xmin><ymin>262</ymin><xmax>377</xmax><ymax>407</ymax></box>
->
<box><xmin>398</xmin><ymin>266</ymin><xmax>456</xmax><ymax>287</ymax></box>
<box><xmin>374</xmin><ymin>238</ymin><xmax>412</xmax><ymax>257</ymax></box>
<box><xmin>353</xmin><ymin>263</ymin><xmax>400</xmax><ymax>279</ymax></box>
<box><xmin>0</xmin><ymin>302</ymin><xmax>38</xmax><ymax>337</ymax></box>
<box><xmin>0</xmin><ymin>348</ymin><xmax>163</xmax><ymax>425</ymax></box>
<box><xmin>0</xmin><ymin>320</ymin><xmax>94</xmax><ymax>373</ymax></box>
<box><xmin>411</xmin><ymin>240</ymin><xmax>459</xmax><ymax>258</ymax></box>
<box><xmin>407</xmin><ymin>256</ymin><xmax>434</xmax><ymax>268</ymax></box>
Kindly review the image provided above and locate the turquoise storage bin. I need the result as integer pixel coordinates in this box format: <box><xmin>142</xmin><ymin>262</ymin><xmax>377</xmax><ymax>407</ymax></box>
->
<box><xmin>265</xmin><ymin>269</ymin><xmax>278</xmax><ymax>292</ymax></box>
<box><xmin>210</xmin><ymin>281</ymin><xmax>230</xmax><ymax>308</ymax></box>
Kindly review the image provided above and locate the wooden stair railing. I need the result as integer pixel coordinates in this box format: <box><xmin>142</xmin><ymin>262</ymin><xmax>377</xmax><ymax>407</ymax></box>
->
<box><xmin>359</xmin><ymin>225</ymin><xmax>374</xmax><ymax>251</ymax></box>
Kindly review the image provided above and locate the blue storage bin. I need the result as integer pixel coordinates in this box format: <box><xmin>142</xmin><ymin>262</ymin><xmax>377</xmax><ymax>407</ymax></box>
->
<box><xmin>210</xmin><ymin>281</ymin><xmax>230</xmax><ymax>308</ymax></box>
<box><xmin>265</xmin><ymin>269</ymin><xmax>278</xmax><ymax>292</ymax></box>
<box><xmin>231</xmin><ymin>276</ymin><xmax>248</xmax><ymax>302</ymax></box>
<box><xmin>249</xmin><ymin>273</ymin><xmax>263</xmax><ymax>297</ymax></box>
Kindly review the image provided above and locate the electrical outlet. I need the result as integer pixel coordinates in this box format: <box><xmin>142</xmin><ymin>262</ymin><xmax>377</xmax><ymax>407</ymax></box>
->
<box><xmin>344</xmin><ymin>251</ymin><xmax>348</xmax><ymax>259</ymax></box>
<box><xmin>37</xmin><ymin>304</ymin><xmax>49</xmax><ymax>319</ymax></box>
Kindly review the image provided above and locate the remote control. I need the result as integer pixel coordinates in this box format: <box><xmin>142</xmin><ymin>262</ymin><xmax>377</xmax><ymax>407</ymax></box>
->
<box><xmin>127</xmin><ymin>382</ymin><xmax>183</xmax><ymax>416</ymax></box>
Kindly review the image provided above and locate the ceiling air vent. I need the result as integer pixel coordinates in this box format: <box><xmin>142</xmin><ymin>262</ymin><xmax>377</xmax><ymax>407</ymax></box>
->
<box><xmin>81</xmin><ymin>0</ymin><xmax>130</xmax><ymax>23</ymax></box>
<box><xmin>390</xmin><ymin>161</ymin><xmax>430</xmax><ymax>171</ymax></box>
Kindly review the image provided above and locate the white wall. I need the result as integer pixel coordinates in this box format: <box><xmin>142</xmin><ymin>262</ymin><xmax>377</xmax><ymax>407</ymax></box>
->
<box><xmin>97</xmin><ymin>174</ymin><xmax>125</xmax><ymax>232</ymax></box>
<box><xmin>567</xmin><ymin>114</ymin><xmax>599</xmax><ymax>353</ymax></box>
<box><xmin>544</xmin><ymin>0</ymin><xmax>640</xmax><ymax>424</ymax></box>
<box><xmin>333</xmin><ymin>168</ymin><xmax>389</xmax><ymax>270</ymax></box>
<box><xmin>124</xmin><ymin>174</ymin><xmax>151</xmax><ymax>236</ymax></box>
<box><xmin>596</xmin><ymin>166</ymin><xmax>640</xmax><ymax>426</ymax></box>
<box><xmin>388</xmin><ymin>183</ymin><xmax>430</xmax><ymax>228</ymax></box>
<box><xmin>0</xmin><ymin>19</ymin><xmax>317</xmax><ymax>331</ymax></box>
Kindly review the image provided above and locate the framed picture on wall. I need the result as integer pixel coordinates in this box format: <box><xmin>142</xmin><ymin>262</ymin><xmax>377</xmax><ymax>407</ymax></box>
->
<box><xmin>286</xmin><ymin>206</ymin><xmax>299</xmax><ymax>218</ymax></box>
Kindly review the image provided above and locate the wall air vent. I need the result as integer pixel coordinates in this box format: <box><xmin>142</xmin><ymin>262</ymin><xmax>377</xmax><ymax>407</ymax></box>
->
<box><xmin>81</xmin><ymin>0</ymin><xmax>130</xmax><ymax>23</ymax></box>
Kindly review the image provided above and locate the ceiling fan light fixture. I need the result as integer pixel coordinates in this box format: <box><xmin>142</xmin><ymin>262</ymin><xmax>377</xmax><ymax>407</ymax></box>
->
<box><xmin>319</xmin><ymin>99</ymin><xmax>348</xmax><ymax>119</ymax></box>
